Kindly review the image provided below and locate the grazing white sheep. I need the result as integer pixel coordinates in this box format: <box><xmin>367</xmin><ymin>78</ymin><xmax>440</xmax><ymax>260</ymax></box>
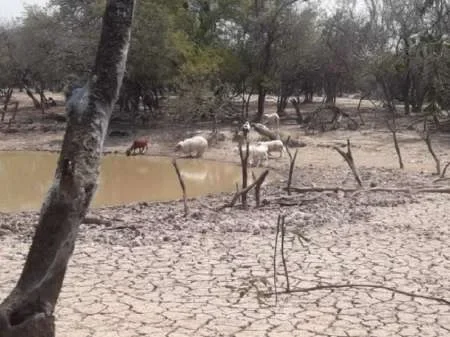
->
<box><xmin>262</xmin><ymin>112</ymin><xmax>280</xmax><ymax>130</ymax></box>
<box><xmin>250</xmin><ymin>144</ymin><xmax>269</xmax><ymax>167</ymax></box>
<box><xmin>256</xmin><ymin>140</ymin><xmax>285</xmax><ymax>158</ymax></box>
<box><xmin>175</xmin><ymin>136</ymin><xmax>208</xmax><ymax>158</ymax></box>
<box><xmin>238</xmin><ymin>143</ymin><xmax>268</xmax><ymax>167</ymax></box>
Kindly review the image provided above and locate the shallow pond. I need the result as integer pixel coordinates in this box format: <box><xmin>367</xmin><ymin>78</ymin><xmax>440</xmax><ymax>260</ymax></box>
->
<box><xmin>0</xmin><ymin>151</ymin><xmax>250</xmax><ymax>212</ymax></box>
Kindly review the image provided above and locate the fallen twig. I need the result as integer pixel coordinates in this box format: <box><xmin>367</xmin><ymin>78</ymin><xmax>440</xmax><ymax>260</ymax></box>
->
<box><xmin>284</xmin><ymin>186</ymin><xmax>450</xmax><ymax>194</ymax></box>
<box><xmin>263</xmin><ymin>283</ymin><xmax>450</xmax><ymax>306</ymax></box>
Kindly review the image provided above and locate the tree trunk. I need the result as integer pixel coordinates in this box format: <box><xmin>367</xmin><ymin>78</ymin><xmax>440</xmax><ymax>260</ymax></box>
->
<box><xmin>244</xmin><ymin>88</ymin><xmax>253</xmax><ymax>120</ymax></box>
<box><xmin>0</xmin><ymin>1</ymin><xmax>135</xmax><ymax>336</ymax></box>
<box><xmin>25</xmin><ymin>87</ymin><xmax>41</xmax><ymax>109</ymax></box>
<box><xmin>255</xmin><ymin>84</ymin><xmax>265</xmax><ymax>122</ymax></box>
<box><xmin>39</xmin><ymin>88</ymin><xmax>46</xmax><ymax>114</ymax></box>
<box><xmin>403</xmin><ymin>71</ymin><xmax>411</xmax><ymax>115</ymax></box>
<box><xmin>3</xmin><ymin>88</ymin><xmax>13</xmax><ymax>111</ymax></box>
<box><xmin>324</xmin><ymin>74</ymin><xmax>338</xmax><ymax>105</ymax></box>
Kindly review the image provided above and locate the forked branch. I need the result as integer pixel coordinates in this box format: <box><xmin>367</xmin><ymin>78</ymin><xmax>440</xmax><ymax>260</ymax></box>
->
<box><xmin>333</xmin><ymin>139</ymin><xmax>362</xmax><ymax>187</ymax></box>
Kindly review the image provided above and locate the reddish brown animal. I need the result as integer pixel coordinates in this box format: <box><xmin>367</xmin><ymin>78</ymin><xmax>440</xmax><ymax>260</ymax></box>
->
<box><xmin>126</xmin><ymin>137</ymin><xmax>149</xmax><ymax>156</ymax></box>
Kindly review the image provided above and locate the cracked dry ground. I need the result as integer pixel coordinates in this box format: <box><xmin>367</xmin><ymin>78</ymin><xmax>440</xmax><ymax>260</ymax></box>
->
<box><xmin>1</xmin><ymin>174</ymin><xmax>450</xmax><ymax>337</ymax></box>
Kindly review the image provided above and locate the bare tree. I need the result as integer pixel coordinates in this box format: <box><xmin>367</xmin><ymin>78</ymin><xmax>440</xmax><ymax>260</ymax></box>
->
<box><xmin>0</xmin><ymin>1</ymin><xmax>135</xmax><ymax>336</ymax></box>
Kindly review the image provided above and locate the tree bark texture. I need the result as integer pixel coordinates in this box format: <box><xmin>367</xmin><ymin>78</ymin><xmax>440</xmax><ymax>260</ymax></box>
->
<box><xmin>0</xmin><ymin>1</ymin><xmax>135</xmax><ymax>336</ymax></box>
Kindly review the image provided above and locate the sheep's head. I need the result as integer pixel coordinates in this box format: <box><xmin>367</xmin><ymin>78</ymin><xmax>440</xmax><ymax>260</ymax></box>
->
<box><xmin>174</xmin><ymin>142</ymin><xmax>183</xmax><ymax>152</ymax></box>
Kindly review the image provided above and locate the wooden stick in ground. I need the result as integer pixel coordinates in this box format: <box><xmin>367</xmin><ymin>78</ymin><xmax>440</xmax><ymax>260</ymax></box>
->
<box><xmin>333</xmin><ymin>139</ymin><xmax>362</xmax><ymax>187</ymax></box>
<box><xmin>172</xmin><ymin>159</ymin><xmax>189</xmax><ymax>217</ymax></box>
<box><xmin>424</xmin><ymin>133</ymin><xmax>441</xmax><ymax>175</ymax></box>
<box><xmin>238</xmin><ymin>139</ymin><xmax>250</xmax><ymax>207</ymax></box>
<box><xmin>285</xmin><ymin>137</ymin><xmax>298</xmax><ymax>196</ymax></box>
<box><xmin>387</xmin><ymin>118</ymin><xmax>404</xmax><ymax>169</ymax></box>
<box><xmin>220</xmin><ymin>169</ymin><xmax>269</xmax><ymax>209</ymax></box>
<box><xmin>273</xmin><ymin>215</ymin><xmax>281</xmax><ymax>305</ymax></box>
<box><xmin>279</xmin><ymin>215</ymin><xmax>290</xmax><ymax>293</ymax></box>
<box><xmin>251</xmin><ymin>171</ymin><xmax>262</xmax><ymax>207</ymax></box>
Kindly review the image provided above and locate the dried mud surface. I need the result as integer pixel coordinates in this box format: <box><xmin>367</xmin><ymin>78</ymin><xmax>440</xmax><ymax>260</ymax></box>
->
<box><xmin>1</xmin><ymin>95</ymin><xmax>449</xmax><ymax>336</ymax></box>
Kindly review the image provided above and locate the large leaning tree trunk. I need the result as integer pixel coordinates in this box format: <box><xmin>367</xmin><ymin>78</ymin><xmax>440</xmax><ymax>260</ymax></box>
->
<box><xmin>0</xmin><ymin>1</ymin><xmax>135</xmax><ymax>336</ymax></box>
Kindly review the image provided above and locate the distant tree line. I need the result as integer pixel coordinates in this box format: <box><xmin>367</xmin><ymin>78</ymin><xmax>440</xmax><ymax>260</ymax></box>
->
<box><xmin>0</xmin><ymin>0</ymin><xmax>449</xmax><ymax>122</ymax></box>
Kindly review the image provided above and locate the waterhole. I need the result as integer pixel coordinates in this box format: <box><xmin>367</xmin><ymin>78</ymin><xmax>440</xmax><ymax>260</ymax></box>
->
<box><xmin>0</xmin><ymin>151</ymin><xmax>251</xmax><ymax>212</ymax></box>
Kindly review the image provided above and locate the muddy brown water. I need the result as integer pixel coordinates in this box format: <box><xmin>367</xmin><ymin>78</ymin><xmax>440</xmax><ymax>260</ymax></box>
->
<box><xmin>0</xmin><ymin>151</ymin><xmax>251</xmax><ymax>212</ymax></box>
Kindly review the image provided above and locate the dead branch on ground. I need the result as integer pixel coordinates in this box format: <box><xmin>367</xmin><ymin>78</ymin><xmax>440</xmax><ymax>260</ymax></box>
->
<box><xmin>263</xmin><ymin>283</ymin><xmax>450</xmax><ymax>305</ymax></box>
<box><xmin>329</xmin><ymin>105</ymin><xmax>359</xmax><ymax>130</ymax></box>
<box><xmin>333</xmin><ymin>139</ymin><xmax>363</xmax><ymax>187</ymax></box>
<box><xmin>252</xmin><ymin>123</ymin><xmax>306</xmax><ymax>147</ymax></box>
<box><xmin>284</xmin><ymin>186</ymin><xmax>450</xmax><ymax>194</ymax></box>
<box><xmin>82</xmin><ymin>216</ymin><xmax>112</xmax><ymax>226</ymax></box>
<box><xmin>219</xmin><ymin>170</ymin><xmax>269</xmax><ymax>210</ymax></box>
<box><xmin>172</xmin><ymin>159</ymin><xmax>189</xmax><ymax>217</ymax></box>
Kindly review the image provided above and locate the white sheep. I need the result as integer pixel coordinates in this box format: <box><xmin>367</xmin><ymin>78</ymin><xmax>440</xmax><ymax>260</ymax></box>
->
<box><xmin>238</xmin><ymin>143</ymin><xmax>268</xmax><ymax>167</ymax></box>
<box><xmin>175</xmin><ymin>136</ymin><xmax>208</xmax><ymax>158</ymax></box>
<box><xmin>242</xmin><ymin>121</ymin><xmax>251</xmax><ymax>138</ymax></box>
<box><xmin>256</xmin><ymin>139</ymin><xmax>285</xmax><ymax>158</ymax></box>
<box><xmin>262</xmin><ymin>112</ymin><xmax>280</xmax><ymax>130</ymax></box>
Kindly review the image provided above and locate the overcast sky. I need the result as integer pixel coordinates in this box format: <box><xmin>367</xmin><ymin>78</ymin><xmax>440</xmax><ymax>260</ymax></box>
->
<box><xmin>0</xmin><ymin>0</ymin><xmax>49</xmax><ymax>21</ymax></box>
<box><xmin>0</xmin><ymin>0</ymin><xmax>362</xmax><ymax>22</ymax></box>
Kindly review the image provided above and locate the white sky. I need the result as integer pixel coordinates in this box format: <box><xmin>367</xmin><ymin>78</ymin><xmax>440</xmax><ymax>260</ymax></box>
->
<box><xmin>0</xmin><ymin>0</ymin><xmax>364</xmax><ymax>22</ymax></box>
<box><xmin>0</xmin><ymin>0</ymin><xmax>49</xmax><ymax>21</ymax></box>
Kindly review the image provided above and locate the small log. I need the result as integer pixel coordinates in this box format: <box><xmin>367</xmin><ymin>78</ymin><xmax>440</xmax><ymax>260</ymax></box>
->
<box><xmin>252</xmin><ymin>123</ymin><xmax>306</xmax><ymax>147</ymax></box>
<box><xmin>82</xmin><ymin>216</ymin><xmax>111</xmax><ymax>226</ymax></box>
